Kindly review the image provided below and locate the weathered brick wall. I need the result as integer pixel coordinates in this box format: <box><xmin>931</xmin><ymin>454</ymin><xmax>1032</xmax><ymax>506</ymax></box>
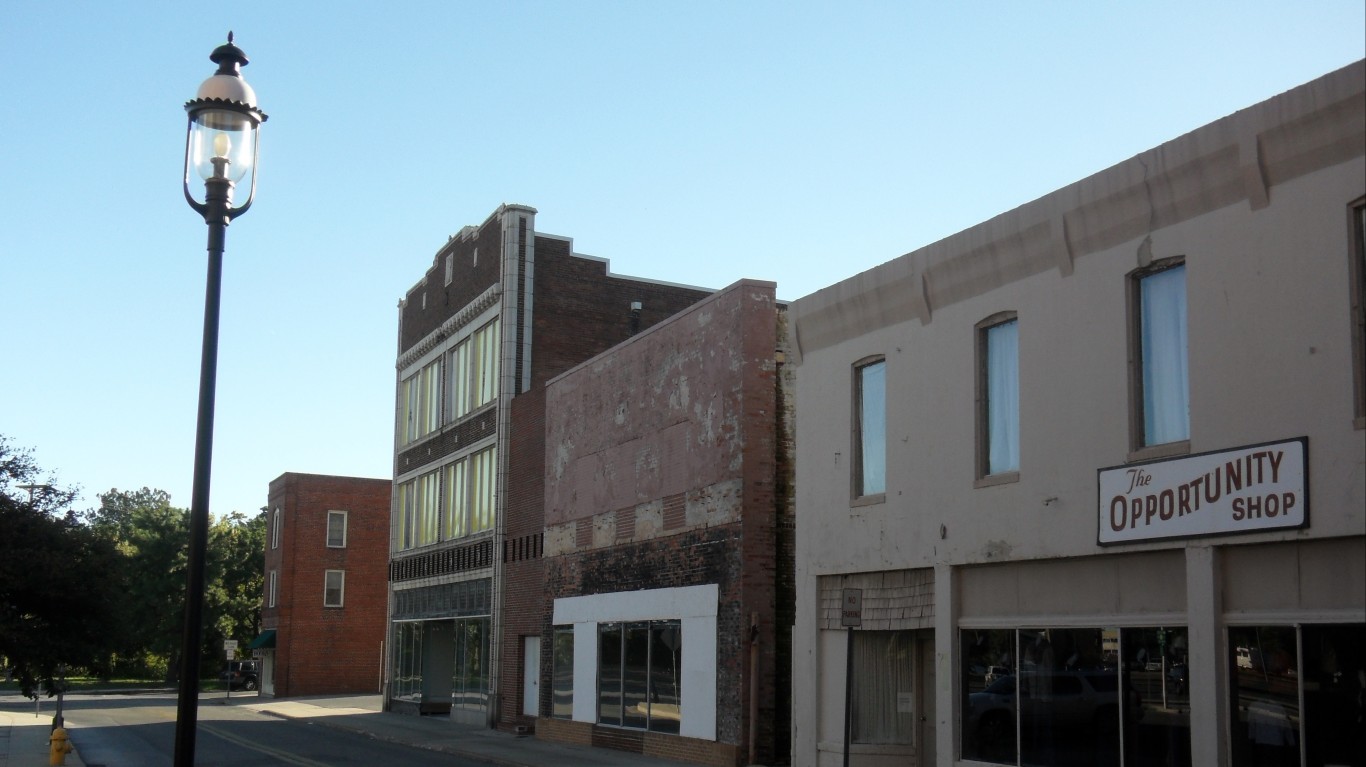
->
<box><xmin>540</xmin><ymin>281</ymin><xmax>788</xmax><ymax>765</ymax></box>
<box><xmin>495</xmin><ymin>241</ymin><xmax>714</xmax><ymax>731</ymax></box>
<box><xmin>265</xmin><ymin>473</ymin><xmax>391</xmax><ymax>697</ymax></box>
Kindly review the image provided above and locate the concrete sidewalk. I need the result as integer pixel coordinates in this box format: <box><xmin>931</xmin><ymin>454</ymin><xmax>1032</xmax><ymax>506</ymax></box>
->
<box><xmin>238</xmin><ymin>694</ymin><xmax>704</xmax><ymax>767</ymax></box>
<box><xmin>0</xmin><ymin>709</ymin><xmax>86</xmax><ymax>767</ymax></box>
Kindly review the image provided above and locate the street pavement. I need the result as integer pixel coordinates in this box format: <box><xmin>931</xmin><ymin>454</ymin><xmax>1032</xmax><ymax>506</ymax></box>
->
<box><xmin>3</xmin><ymin>691</ymin><xmax>711</xmax><ymax>767</ymax></box>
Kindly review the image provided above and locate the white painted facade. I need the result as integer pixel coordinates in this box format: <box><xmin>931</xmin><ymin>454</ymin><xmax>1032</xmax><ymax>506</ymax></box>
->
<box><xmin>789</xmin><ymin>62</ymin><xmax>1365</xmax><ymax>767</ymax></box>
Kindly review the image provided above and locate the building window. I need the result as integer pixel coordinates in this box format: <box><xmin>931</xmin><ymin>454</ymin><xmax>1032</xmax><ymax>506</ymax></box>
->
<box><xmin>552</xmin><ymin>626</ymin><xmax>574</xmax><ymax>719</ymax></box>
<box><xmin>854</xmin><ymin>358</ymin><xmax>886</xmax><ymax>499</ymax></box>
<box><xmin>323</xmin><ymin>570</ymin><xmax>345</xmax><ymax>607</ymax></box>
<box><xmin>268</xmin><ymin>570</ymin><xmax>277</xmax><ymax>608</ymax></box>
<box><xmin>326</xmin><ymin>510</ymin><xmax>347</xmax><ymax>548</ymax></box>
<box><xmin>851</xmin><ymin>630</ymin><xmax>915</xmax><ymax>744</ymax></box>
<box><xmin>977</xmin><ymin>314</ymin><xmax>1019</xmax><ymax>479</ymax></box>
<box><xmin>445</xmin><ymin>444</ymin><xmax>496</xmax><ymax>540</ymax></box>
<box><xmin>1229</xmin><ymin>623</ymin><xmax>1364</xmax><ymax>766</ymax></box>
<box><xmin>399</xmin><ymin>357</ymin><xmax>442</xmax><ymax>447</ymax></box>
<box><xmin>392</xmin><ymin>622</ymin><xmax>423</xmax><ymax>701</ymax></box>
<box><xmin>271</xmin><ymin>508</ymin><xmax>280</xmax><ymax>549</ymax></box>
<box><xmin>448</xmin><ymin>318</ymin><xmax>500</xmax><ymax>423</ymax></box>
<box><xmin>597</xmin><ymin>620</ymin><xmax>681</xmax><ymax>733</ymax></box>
<box><xmin>1350</xmin><ymin>199</ymin><xmax>1365</xmax><ymax>424</ymax></box>
<box><xmin>961</xmin><ymin>626</ymin><xmax>1192</xmax><ymax>766</ymax></box>
<box><xmin>1132</xmin><ymin>260</ymin><xmax>1189</xmax><ymax>449</ymax></box>
<box><xmin>397</xmin><ymin>469</ymin><xmax>441</xmax><ymax>550</ymax></box>
<box><xmin>444</xmin><ymin>253</ymin><xmax>454</xmax><ymax>286</ymax></box>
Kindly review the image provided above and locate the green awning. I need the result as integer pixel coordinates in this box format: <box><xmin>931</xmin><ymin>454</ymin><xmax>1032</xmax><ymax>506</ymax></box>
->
<box><xmin>247</xmin><ymin>629</ymin><xmax>276</xmax><ymax>650</ymax></box>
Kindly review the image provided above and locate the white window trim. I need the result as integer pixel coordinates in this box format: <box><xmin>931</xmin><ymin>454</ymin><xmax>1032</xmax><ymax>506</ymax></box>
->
<box><xmin>326</xmin><ymin>510</ymin><xmax>348</xmax><ymax>548</ymax></box>
<box><xmin>553</xmin><ymin>584</ymin><xmax>718</xmax><ymax>740</ymax></box>
<box><xmin>271</xmin><ymin>508</ymin><xmax>280</xmax><ymax>549</ymax></box>
<box><xmin>324</xmin><ymin>570</ymin><xmax>345</xmax><ymax>608</ymax></box>
<box><xmin>268</xmin><ymin>570</ymin><xmax>277</xmax><ymax>608</ymax></box>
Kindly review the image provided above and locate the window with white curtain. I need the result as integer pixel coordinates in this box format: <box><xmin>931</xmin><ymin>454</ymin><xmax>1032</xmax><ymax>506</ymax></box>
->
<box><xmin>1135</xmin><ymin>261</ymin><xmax>1189</xmax><ymax>447</ymax></box>
<box><xmin>854</xmin><ymin>358</ymin><xmax>887</xmax><ymax>498</ymax></box>
<box><xmin>851</xmin><ymin>630</ymin><xmax>915</xmax><ymax>744</ymax></box>
<box><xmin>979</xmin><ymin>315</ymin><xmax>1019</xmax><ymax>477</ymax></box>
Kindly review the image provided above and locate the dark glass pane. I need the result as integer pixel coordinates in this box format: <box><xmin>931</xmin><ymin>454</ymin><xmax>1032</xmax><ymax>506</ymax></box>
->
<box><xmin>649</xmin><ymin>621</ymin><xmax>682</xmax><ymax>733</ymax></box>
<box><xmin>552</xmin><ymin>627</ymin><xmax>574</xmax><ymax>719</ymax></box>
<box><xmin>1229</xmin><ymin>626</ymin><xmax>1300</xmax><ymax>767</ymax></box>
<box><xmin>962</xmin><ymin>629</ymin><xmax>1017</xmax><ymax>764</ymax></box>
<box><xmin>598</xmin><ymin>624</ymin><xmax>622</xmax><ymax>726</ymax></box>
<box><xmin>622</xmin><ymin>622</ymin><xmax>650</xmax><ymax>729</ymax></box>
<box><xmin>1120</xmin><ymin>627</ymin><xmax>1191</xmax><ymax>767</ymax></box>
<box><xmin>1302</xmin><ymin>624</ymin><xmax>1364</xmax><ymax>767</ymax></box>
<box><xmin>1019</xmin><ymin>628</ymin><xmax>1119</xmax><ymax>767</ymax></box>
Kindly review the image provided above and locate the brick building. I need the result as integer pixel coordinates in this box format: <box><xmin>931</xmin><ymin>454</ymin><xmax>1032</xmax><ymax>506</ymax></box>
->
<box><xmin>387</xmin><ymin>203</ymin><xmax>712</xmax><ymax>727</ymax></box>
<box><xmin>537</xmin><ymin>279</ymin><xmax>794</xmax><ymax>766</ymax></box>
<box><xmin>258</xmin><ymin>472</ymin><xmax>391</xmax><ymax>698</ymax></box>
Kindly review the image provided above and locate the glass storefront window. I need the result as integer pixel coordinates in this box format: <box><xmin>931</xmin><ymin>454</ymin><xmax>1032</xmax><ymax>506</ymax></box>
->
<box><xmin>1230</xmin><ymin>624</ymin><xmax>1366</xmax><ymax>767</ymax></box>
<box><xmin>452</xmin><ymin>617</ymin><xmax>489</xmax><ymax>713</ymax></box>
<box><xmin>392</xmin><ymin>622</ymin><xmax>423</xmax><ymax>702</ymax></box>
<box><xmin>961</xmin><ymin>626</ymin><xmax>1192</xmax><ymax>767</ymax></box>
<box><xmin>552</xmin><ymin>627</ymin><xmax>574</xmax><ymax>719</ymax></box>
<box><xmin>597</xmin><ymin>620</ymin><xmax>682</xmax><ymax>732</ymax></box>
<box><xmin>851</xmin><ymin>630</ymin><xmax>915</xmax><ymax>744</ymax></box>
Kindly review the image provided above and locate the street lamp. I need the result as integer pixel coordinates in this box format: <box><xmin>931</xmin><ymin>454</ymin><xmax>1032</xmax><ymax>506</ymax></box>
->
<box><xmin>174</xmin><ymin>32</ymin><xmax>267</xmax><ymax>767</ymax></box>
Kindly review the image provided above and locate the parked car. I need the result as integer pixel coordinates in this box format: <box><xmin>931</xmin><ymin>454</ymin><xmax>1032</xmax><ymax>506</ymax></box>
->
<box><xmin>965</xmin><ymin>670</ymin><xmax>1143</xmax><ymax>747</ymax></box>
<box><xmin>220</xmin><ymin>660</ymin><xmax>259</xmax><ymax>691</ymax></box>
<box><xmin>985</xmin><ymin>665</ymin><xmax>1011</xmax><ymax>685</ymax></box>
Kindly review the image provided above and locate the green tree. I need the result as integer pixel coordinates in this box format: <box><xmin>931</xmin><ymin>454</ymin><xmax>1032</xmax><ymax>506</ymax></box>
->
<box><xmin>86</xmin><ymin>488</ymin><xmax>189</xmax><ymax>681</ymax></box>
<box><xmin>206</xmin><ymin>510</ymin><xmax>266</xmax><ymax>661</ymax></box>
<box><xmin>0</xmin><ymin>436</ymin><xmax>121</xmax><ymax>697</ymax></box>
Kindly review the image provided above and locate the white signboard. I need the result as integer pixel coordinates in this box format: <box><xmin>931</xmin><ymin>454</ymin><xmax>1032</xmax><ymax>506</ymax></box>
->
<box><xmin>1098</xmin><ymin>438</ymin><xmax>1307</xmax><ymax>545</ymax></box>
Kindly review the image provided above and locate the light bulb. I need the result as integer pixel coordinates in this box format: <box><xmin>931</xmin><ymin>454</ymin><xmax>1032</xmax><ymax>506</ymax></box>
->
<box><xmin>213</xmin><ymin>132</ymin><xmax>232</xmax><ymax>159</ymax></box>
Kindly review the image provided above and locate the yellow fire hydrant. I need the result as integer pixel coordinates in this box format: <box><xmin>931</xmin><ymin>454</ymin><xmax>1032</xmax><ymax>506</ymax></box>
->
<box><xmin>48</xmin><ymin>726</ymin><xmax>74</xmax><ymax>766</ymax></box>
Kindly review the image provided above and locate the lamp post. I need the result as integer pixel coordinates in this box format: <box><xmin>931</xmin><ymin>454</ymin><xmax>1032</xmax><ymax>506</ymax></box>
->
<box><xmin>174</xmin><ymin>32</ymin><xmax>266</xmax><ymax>767</ymax></box>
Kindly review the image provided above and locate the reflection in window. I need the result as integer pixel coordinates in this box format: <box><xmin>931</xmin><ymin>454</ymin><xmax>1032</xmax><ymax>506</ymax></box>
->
<box><xmin>1230</xmin><ymin>624</ymin><xmax>1366</xmax><ymax>767</ymax></box>
<box><xmin>552</xmin><ymin>627</ymin><xmax>574</xmax><ymax>719</ymax></box>
<box><xmin>597</xmin><ymin>620</ymin><xmax>682</xmax><ymax>732</ymax></box>
<box><xmin>855</xmin><ymin>359</ymin><xmax>886</xmax><ymax>497</ymax></box>
<box><xmin>852</xmin><ymin>630</ymin><xmax>914</xmax><ymax>744</ymax></box>
<box><xmin>961</xmin><ymin>627</ymin><xmax>1191</xmax><ymax>767</ymax></box>
<box><xmin>392</xmin><ymin>622</ymin><xmax>423</xmax><ymax>701</ymax></box>
<box><xmin>452</xmin><ymin>617</ymin><xmax>489</xmax><ymax>713</ymax></box>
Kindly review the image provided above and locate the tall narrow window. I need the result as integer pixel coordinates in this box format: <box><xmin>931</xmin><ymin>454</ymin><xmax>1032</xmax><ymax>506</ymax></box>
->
<box><xmin>978</xmin><ymin>315</ymin><xmax>1019</xmax><ymax>478</ymax></box>
<box><xmin>1134</xmin><ymin>261</ymin><xmax>1189</xmax><ymax>448</ymax></box>
<box><xmin>268</xmin><ymin>570</ymin><xmax>277</xmax><ymax>608</ymax></box>
<box><xmin>271</xmin><ymin>508</ymin><xmax>280</xmax><ymax>549</ymax></box>
<box><xmin>324</xmin><ymin>570</ymin><xmax>345</xmax><ymax>607</ymax></box>
<box><xmin>854</xmin><ymin>358</ymin><xmax>887</xmax><ymax>498</ymax></box>
<box><xmin>552</xmin><ymin>627</ymin><xmax>574</xmax><ymax>719</ymax></box>
<box><xmin>326</xmin><ymin>510</ymin><xmax>347</xmax><ymax>548</ymax></box>
<box><xmin>447</xmin><ymin>318</ymin><xmax>501</xmax><ymax>423</ymax></box>
<box><xmin>399</xmin><ymin>357</ymin><xmax>442</xmax><ymax>445</ymax></box>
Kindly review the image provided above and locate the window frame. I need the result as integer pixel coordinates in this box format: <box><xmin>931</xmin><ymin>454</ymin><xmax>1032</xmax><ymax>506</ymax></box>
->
<box><xmin>975</xmin><ymin>312</ymin><xmax>1020</xmax><ymax>486</ymax></box>
<box><xmin>852</xmin><ymin>356</ymin><xmax>887</xmax><ymax>504</ymax></box>
<box><xmin>271</xmin><ymin>508</ymin><xmax>280</xmax><ymax>549</ymax></box>
<box><xmin>268</xmin><ymin>570</ymin><xmax>277</xmax><ymax>608</ymax></box>
<box><xmin>1349</xmin><ymin>197</ymin><xmax>1365</xmax><ymax>429</ymax></box>
<box><xmin>323</xmin><ymin>569</ymin><xmax>345</xmax><ymax>608</ymax></box>
<box><xmin>1128</xmin><ymin>257</ymin><xmax>1191</xmax><ymax>459</ymax></box>
<box><xmin>326</xmin><ymin>510</ymin><xmax>348</xmax><ymax>548</ymax></box>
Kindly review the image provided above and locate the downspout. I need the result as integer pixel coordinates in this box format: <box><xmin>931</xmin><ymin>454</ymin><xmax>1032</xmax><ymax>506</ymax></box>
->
<box><xmin>749</xmin><ymin>612</ymin><xmax>759</xmax><ymax>765</ymax></box>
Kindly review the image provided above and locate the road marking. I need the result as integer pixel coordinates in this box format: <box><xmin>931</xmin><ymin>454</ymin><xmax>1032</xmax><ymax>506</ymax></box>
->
<box><xmin>200</xmin><ymin>721</ymin><xmax>332</xmax><ymax>767</ymax></box>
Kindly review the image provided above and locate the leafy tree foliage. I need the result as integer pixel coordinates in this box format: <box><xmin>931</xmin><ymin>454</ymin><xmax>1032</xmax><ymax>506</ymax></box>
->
<box><xmin>2</xmin><ymin>436</ymin><xmax>269</xmax><ymax>690</ymax></box>
<box><xmin>0</xmin><ymin>437</ymin><xmax>121</xmax><ymax>697</ymax></box>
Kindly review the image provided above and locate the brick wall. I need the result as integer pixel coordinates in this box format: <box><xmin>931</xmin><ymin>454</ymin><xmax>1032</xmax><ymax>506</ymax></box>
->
<box><xmin>539</xmin><ymin>281</ymin><xmax>790</xmax><ymax>765</ymax></box>
<box><xmin>265</xmin><ymin>473</ymin><xmax>391</xmax><ymax>698</ymax></box>
<box><xmin>398</xmin><ymin>214</ymin><xmax>503</xmax><ymax>353</ymax></box>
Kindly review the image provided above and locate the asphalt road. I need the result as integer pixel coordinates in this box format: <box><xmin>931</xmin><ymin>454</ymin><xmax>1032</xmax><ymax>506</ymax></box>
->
<box><xmin>1</xmin><ymin>692</ymin><xmax>491</xmax><ymax>767</ymax></box>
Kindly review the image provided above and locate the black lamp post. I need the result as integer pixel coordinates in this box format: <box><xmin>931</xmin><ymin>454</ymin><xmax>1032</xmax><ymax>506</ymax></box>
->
<box><xmin>174</xmin><ymin>32</ymin><xmax>266</xmax><ymax>767</ymax></box>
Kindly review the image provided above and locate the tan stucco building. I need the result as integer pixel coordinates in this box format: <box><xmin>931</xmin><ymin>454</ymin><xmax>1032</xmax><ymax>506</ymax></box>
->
<box><xmin>788</xmin><ymin>61</ymin><xmax>1365</xmax><ymax>767</ymax></box>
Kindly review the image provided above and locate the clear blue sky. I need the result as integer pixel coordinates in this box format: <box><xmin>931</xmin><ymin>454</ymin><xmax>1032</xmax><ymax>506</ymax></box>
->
<box><xmin>2</xmin><ymin>1</ymin><xmax>1362</xmax><ymax>519</ymax></box>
